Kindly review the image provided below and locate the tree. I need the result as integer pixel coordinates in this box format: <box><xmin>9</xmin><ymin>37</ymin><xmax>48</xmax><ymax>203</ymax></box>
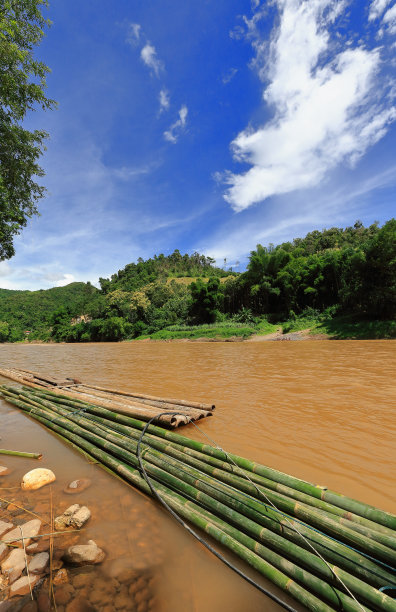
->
<box><xmin>0</xmin><ymin>0</ymin><xmax>55</xmax><ymax>259</ymax></box>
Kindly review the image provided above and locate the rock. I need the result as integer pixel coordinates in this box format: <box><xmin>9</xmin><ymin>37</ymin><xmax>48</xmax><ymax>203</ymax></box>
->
<box><xmin>0</xmin><ymin>542</ymin><xmax>9</xmax><ymax>562</ymax></box>
<box><xmin>0</xmin><ymin>601</ymin><xmax>13</xmax><ymax>612</ymax></box>
<box><xmin>1</xmin><ymin>548</ymin><xmax>29</xmax><ymax>583</ymax></box>
<box><xmin>63</xmin><ymin>540</ymin><xmax>105</xmax><ymax>566</ymax></box>
<box><xmin>37</xmin><ymin>592</ymin><xmax>51</xmax><ymax>612</ymax></box>
<box><xmin>0</xmin><ymin>521</ymin><xmax>13</xmax><ymax>538</ymax></box>
<box><xmin>21</xmin><ymin>469</ymin><xmax>55</xmax><ymax>491</ymax></box>
<box><xmin>28</xmin><ymin>551</ymin><xmax>49</xmax><ymax>574</ymax></box>
<box><xmin>72</xmin><ymin>574</ymin><xmax>92</xmax><ymax>589</ymax></box>
<box><xmin>52</xmin><ymin>559</ymin><xmax>63</xmax><ymax>571</ymax></box>
<box><xmin>9</xmin><ymin>575</ymin><xmax>40</xmax><ymax>597</ymax></box>
<box><xmin>55</xmin><ymin>505</ymin><xmax>91</xmax><ymax>531</ymax></box>
<box><xmin>114</xmin><ymin>593</ymin><xmax>130</xmax><ymax>610</ymax></box>
<box><xmin>2</xmin><ymin>519</ymin><xmax>42</xmax><ymax>547</ymax></box>
<box><xmin>63</xmin><ymin>479</ymin><xmax>91</xmax><ymax>495</ymax></box>
<box><xmin>55</xmin><ymin>584</ymin><xmax>75</xmax><ymax>605</ymax></box>
<box><xmin>65</xmin><ymin>597</ymin><xmax>96</xmax><ymax>612</ymax></box>
<box><xmin>26</xmin><ymin>539</ymin><xmax>50</xmax><ymax>554</ymax></box>
<box><xmin>0</xmin><ymin>573</ymin><xmax>9</xmax><ymax>594</ymax></box>
<box><xmin>6</xmin><ymin>503</ymin><xmax>19</xmax><ymax>514</ymax></box>
<box><xmin>21</xmin><ymin>602</ymin><xmax>38</xmax><ymax>612</ymax></box>
<box><xmin>0</xmin><ymin>466</ymin><xmax>11</xmax><ymax>477</ymax></box>
<box><xmin>53</xmin><ymin>568</ymin><xmax>69</xmax><ymax>585</ymax></box>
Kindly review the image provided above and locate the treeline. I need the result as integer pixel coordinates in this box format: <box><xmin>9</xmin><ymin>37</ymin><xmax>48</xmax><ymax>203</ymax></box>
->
<box><xmin>0</xmin><ymin>220</ymin><xmax>394</xmax><ymax>342</ymax></box>
<box><xmin>222</xmin><ymin>219</ymin><xmax>395</xmax><ymax>320</ymax></box>
<box><xmin>0</xmin><ymin>283</ymin><xmax>98</xmax><ymax>342</ymax></box>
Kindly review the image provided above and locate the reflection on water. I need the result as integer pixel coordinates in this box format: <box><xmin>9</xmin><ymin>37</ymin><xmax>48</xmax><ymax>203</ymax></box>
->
<box><xmin>0</xmin><ymin>340</ymin><xmax>395</xmax><ymax>611</ymax></box>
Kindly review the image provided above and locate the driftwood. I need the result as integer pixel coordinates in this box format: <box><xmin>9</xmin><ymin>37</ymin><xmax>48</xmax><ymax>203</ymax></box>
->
<box><xmin>0</xmin><ymin>367</ymin><xmax>213</xmax><ymax>428</ymax></box>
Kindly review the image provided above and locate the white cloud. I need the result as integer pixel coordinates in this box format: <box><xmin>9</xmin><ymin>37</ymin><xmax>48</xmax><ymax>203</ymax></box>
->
<box><xmin>164</xmin><ymin>105</ymin><xmax>188</xmax><ymax>143</ymax></box>
<box><xmin>223</xmin><ymin>0</ymin><xmax>396</xmax><ymax>212</ymax></box>
<box><xmin>369</xmin><ymin>0</ymin><xmax>392</xmax><ymax>21</ymax></box>
<box><xmin>54</xmin><ymin>273</ymin><xmax>75</xmax><ymax>287</ymax></box>
<box><xmin>159</xmin><ymin>89</ymin><xmax>170</xmax><ymax>112</ymax></box>
<box><xmin>222</xmin><ymin>68</ymin><xmax>238</xmax><ymax>84</ymax></box>
<box><xmin>383</xmin><ymin>4</ymin><xmax>396</xmax><ymax>33</ymax></box>
<box><xmin>140</xmin><ymin>43</ymin><xmax>164</xmax><ymax>77</ymax></box>
<box><xmin>126</xmin><ymin>23</ymin><xmax>141</xmax><ymax>46</ymax></box>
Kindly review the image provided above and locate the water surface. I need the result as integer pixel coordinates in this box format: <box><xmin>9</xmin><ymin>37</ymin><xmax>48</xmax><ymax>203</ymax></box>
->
<box><xmin>0</xmin><ymin>340</ymin><xmax>395</xmax><ymax>611</ymax></box>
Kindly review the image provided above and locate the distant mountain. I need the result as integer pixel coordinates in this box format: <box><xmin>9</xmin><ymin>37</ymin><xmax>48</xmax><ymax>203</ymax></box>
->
<box><xmin>0</xmin><ymin>282</ymin><xmax>98</xmax><ymax>341</ymax></box>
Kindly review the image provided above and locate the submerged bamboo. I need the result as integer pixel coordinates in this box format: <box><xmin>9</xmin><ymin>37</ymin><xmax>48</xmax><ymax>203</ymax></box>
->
<box><xmin>0</xmin><ymin>449</ymin><xmax>42</xmax><ymax>459</ymax></box>
<box><xmin>2</xmin><ymin>385</ymin><xmax>396</xmax><ymax>612</ymax></box>
<box><xmin>5</xmin><ymin>389</ymin><xmax>396</xmax><ymax>593</ymax></box>
<box><xmin>27</xmin><ymin>384</ymin><xmax>396</xmax><ymax>532</ymax></box>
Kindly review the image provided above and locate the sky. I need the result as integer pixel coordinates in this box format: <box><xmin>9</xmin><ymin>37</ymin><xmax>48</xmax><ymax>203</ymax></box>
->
<box><xmin>1</xmin><ymin>0</ymin><xmax>395</xmax><ymax>290</ymax></box>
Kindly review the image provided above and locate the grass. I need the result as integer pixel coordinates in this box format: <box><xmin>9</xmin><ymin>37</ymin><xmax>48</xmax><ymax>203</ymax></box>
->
<box><xmin>255</xmin><ymin>319</ymin><xmax>280</xmax><ymax>336</ymax></box>
<box><xmin>312</xmin><ymin>315</ymin><xmax>396</xmax><ymax>339</ymax></box>
<box><xmin>133</xmin><ymin>313</ymin><xmax>396</xmax><ymax>342</ymax></box>
<box><xmin>136</xmin><ymin>324</ymin><xmax>256</xmax><ymax>340</ymax></box>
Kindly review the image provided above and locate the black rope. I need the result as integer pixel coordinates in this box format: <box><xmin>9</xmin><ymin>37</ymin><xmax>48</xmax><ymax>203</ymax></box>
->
<box><xmin>136</xmin><ymin>412</ymin><xmax>300</xmax><ymax>612</ymax></box>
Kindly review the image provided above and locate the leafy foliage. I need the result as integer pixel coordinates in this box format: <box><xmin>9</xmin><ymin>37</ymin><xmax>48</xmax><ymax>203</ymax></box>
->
<box><xmin>0</xmin><ymin>0</ymin><xmax>56</xmax><ymax>259</ymax></box>
<box><xmin>0</xmin><ymin>221</ymin><xmax>394</xmax><ymax>342</ymax></box>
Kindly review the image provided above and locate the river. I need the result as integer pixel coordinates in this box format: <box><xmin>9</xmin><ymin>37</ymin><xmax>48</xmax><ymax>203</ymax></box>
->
<box><xmin>0</xmin><ymin>340</ymin><xmax>395</xmax><ymax>611</ymax></box>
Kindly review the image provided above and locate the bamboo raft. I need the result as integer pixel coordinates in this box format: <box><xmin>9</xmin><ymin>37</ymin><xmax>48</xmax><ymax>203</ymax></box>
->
<box><xmin>1</xmin><ymin>383</ymin><xmax>395</xmax><ymax>611</ymax></box>
<box><xmin>0</xmin><ymin>367</ymin><xmax>214</xmax><ymax>427</ymax></box>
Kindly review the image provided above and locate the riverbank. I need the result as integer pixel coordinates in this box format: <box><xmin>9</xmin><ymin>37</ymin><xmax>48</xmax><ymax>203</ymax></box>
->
<box><xmin>133</xmin><ymin>315</ymin><xmax>396</xmax><ymax>342</ymax></box>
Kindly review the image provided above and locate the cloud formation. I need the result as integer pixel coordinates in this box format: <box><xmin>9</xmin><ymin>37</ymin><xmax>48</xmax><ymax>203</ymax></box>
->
<box><xmin>223</xmin><ymin>0</ymin><xmax>396</xmax><ymax>212</ymax></box>
<box><xmin>126</xmin><ymin>22</ymin><xmax>141</xmax><ymax>46</ymax></box>
<box><xmin>140</xmin><ymin>43</ymin><xmax>164</xmax><ymax>77</ymax></box>
<box><xmin>164</xmin><ymin>105</ymin><xmax>188</xmax><ymax>143</ymax></box>
<box><xmin>159</xmin><ymin>88</ymin><xmax>170</xmax><ymax>112</ymax></box>
<box><xmin>369</xmin><ymin>0</ymin><xmax>392</xmax><ymax>21</ymax></box>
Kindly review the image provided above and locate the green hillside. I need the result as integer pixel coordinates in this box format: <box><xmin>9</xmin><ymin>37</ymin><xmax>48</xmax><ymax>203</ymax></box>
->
<box><xmin>0</xmin><ymin>222</ymin><xmax>395</xmax><ymax>343</ymax></box>
<box><xmin>0</xmin><ymin>283</ymin><xmax>98</xmax><ymax>341</ymax></box>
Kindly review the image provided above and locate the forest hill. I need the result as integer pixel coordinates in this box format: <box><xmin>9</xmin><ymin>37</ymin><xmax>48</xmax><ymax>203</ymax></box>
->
<box><xmin>0</xmin><ymin>219</ymin><xmax>394</xmax><ymax>343</ymax></box>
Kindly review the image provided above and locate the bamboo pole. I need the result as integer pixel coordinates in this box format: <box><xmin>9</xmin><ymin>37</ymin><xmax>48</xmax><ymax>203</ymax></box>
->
<box><xmin>78</xmin><ymin>382</ymin><xmax>215</xmax><ymax>411</ymax></box>
<box><xmin>71</xmin><ymin>384</ymin><xmax>214</xmax><ymax>413</ymax></box>
<box><xmin>48</xmin><ymin>398</ymin><xmax>395</xmax><ymax>553</ymax></box>
<box><xmin>0</xmin><ymin>449</ymin><xmax>42</xmax><ymax>459</ymax></box>
<box><xmin>29</xmin><ymin>384</ymin><xmax>396</xmax><ymax>531</ymax></box>
<box><xmin>0</xmin><ymin>395</ymin><xmax>376</xmax><ymax>612</ymax></box>
<box><xmin>20</xmin><ymin>385</ymin><xmax>395</xmax><ymax>543</ymax></box>
<box><xmin>10</xmin><ymin>397</ymin><xmax>396</xmax><ymax>612</ymax></box>
<box><xmin>6</xmin><ymin>390</ymin><xmax>395</xmax><ymax>593</ymax></box>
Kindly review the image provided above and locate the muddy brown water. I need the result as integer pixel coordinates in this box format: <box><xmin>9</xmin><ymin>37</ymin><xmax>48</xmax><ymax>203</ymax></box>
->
<box><xmin>0</xmin><ymin>341</ymin><xmax>395</xmax><ymax>611</ymax></box>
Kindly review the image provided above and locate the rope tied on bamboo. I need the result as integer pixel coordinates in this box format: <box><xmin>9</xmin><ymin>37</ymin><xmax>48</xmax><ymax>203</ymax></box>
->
<box><xmin>137</xmin><ymin>414</ymin><xmax>369</xmax><ymax>612</ymax></box>
<box><xmin>136</xmin><ymin>412</ymin><xmax>301</xmax><ymax>612</ymax></box>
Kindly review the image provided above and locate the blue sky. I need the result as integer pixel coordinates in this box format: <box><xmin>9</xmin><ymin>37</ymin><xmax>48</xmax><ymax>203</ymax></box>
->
<box><xmin>1</xmin><ymin>0</ymin><xmax>395</xmax><ymax>290</ymax></box>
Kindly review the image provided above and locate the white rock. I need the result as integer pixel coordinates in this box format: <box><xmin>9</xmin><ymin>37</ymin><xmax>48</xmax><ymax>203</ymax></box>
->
<box><xmin>21</xmin><ymin>468</ymin><xmax>55</xmax><ymax>490</ymax></box>
<box><xmin>9</xmin><ymin>574</ymin><xmax>40</xmax><ymax>597</ymax></box>
<box><xmin>1</xmin><ymin>548</ymin><xmax>29</xmax><ymax>584</ymax></box>
<box><xmin>28</xmin><ymin>551</ymin><xmax>49</xmax><ymax>574</ymax></box>
<box><xmin>0</xmin><ymin>466</ymin><xmax>11</xmax><ymax>476</ymax></box>
<box><xmin>0</xmin><ymin>520</ymin><xmax>13</xmax><ymax>538</ymax></box>
<box><xmin>2</xmin><ymin>519</ymin><xmax>42</xmax><ymax>547</ymax></box>
<box><xmin>63</xmin><ymin>540</ymin><xmax>105</xmax><ymax>565</ymax></box>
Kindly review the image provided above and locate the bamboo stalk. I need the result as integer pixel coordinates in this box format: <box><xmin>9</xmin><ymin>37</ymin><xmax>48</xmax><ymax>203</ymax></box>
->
<box><xmin>60</xmin><ymin>391</ymin><xmax>396</xmax><ymax>531</ymax></box>
<box><xmin>28</xmin><ymin>384</ymin><xmax>396</xmax><ymax>532</ymax></box>
<box><xmin>78</xmin><ymin>382</ymin><xmax>215</xmax><ymax>411</ymax></box>
<box><xmin>0</xmin><ymin>449</ymin><xmax>42</xmax><ymax>459</ymax></box>
<box><xmin>72</xmin><ymin>384</ymin><xmax>214</xmax><ymax>413</ymax></box>
<box><xmin>11</xmin><ymin>399</ymin><xmax>396</xmax><ymax>612</ymax></box>
<box><xmin>12</xmin><ymin>385</ymin><xmax>396</xmax><ymax>549</ymax></box>
<box><xmin>22</xmin><ymin>386</ymin><xmax>394</xmax><ymax>542</ymax></box>
<box><xmin>7</xmin><ymin>391</ymin><xmax>395</xmax><ymax>592</ymax></box>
